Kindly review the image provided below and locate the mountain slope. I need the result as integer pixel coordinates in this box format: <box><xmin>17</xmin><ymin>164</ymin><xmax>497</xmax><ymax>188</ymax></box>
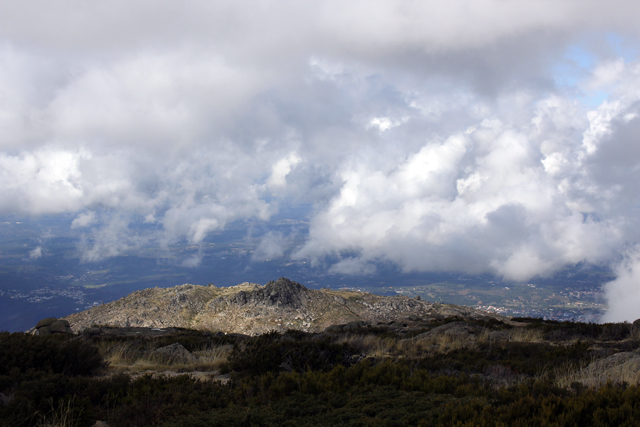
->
<box><xmin>65</xmin><ymin>277</ymin><xmax>499</xmax><ymax>335</ymax></box>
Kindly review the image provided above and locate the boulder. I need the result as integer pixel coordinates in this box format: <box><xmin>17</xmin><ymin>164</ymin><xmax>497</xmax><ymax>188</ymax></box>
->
<box><xmin>35</xmin><ymin>326</ymin><xmax>51</xmax><ymax>336</ymax></box>
<box><xmin>35</xmin><ymin>317</ymin><xmax>58</xmax><ymax>328</ymax></box>
<box><xmin>152</xmin><ymin>343</ymin><xmax>196</xmax><ymax>364</ymax></box>
<box><xmin>50</xmin><ymin>321</ymin><xmax>72</xmax><ymax>334</ymax></box>
<box><xmin>33</xmin><ymin>317</ymin><xmax>73</xmax><ymax>335</ymax></box>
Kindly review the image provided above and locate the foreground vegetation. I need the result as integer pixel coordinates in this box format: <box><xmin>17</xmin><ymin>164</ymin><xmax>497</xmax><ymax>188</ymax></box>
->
<box><xmin>2</xmin><ymin>317</ymin><xmax>640</xmax><ymax>426</ymax></box>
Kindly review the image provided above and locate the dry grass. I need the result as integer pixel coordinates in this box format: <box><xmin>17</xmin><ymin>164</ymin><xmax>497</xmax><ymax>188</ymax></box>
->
<box><xmin>394</xmin><ymin>339</ymin><xmax>430</xmax><ymax>358</ymax></box>
<box><xmin>394</xmin><ymin>325</ymin><xmax>546</xmax><ymax>356</ymax></box>
<box><xmin>335</xmin><ymin>334</ymin><xmax>396</xmax><ymax>357</ymax></box>
<box><xmin>36</xmin><ymin>397</ymin><xmax>83</xmax><ymax>427</ymax></box>
<box><xmin>98</xmin><ymin>341</ymin><xmax>232</xmax><ymax>373</ymax></box>
<box><xmin>507</xmin><ymin>327</ymin><xmax>544</xmax><ymax>343</ymax></box>
<box><xmin>554</xmin><ymin>353</ymin><xmax>640</xmax><ymax>389</ymax></box>
<box><xmin>431</xmin><ymin>334</ymin><xmax>474</xmax><ymax>353</ymax></box>
<box><xmin>395</xmin><ymin>333</ymin><xmax>473</xmax><ymax>356</ymax></box>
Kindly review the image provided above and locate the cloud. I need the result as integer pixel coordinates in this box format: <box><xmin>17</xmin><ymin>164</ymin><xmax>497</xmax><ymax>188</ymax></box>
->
<box><xmin>251</xmin><ymin>232</ymin><xmax>288</xmax><ymax>262</ymax></box>
<box><xmin>3</xmin><ymin>1</ymin><xmax>640</xmax><ymax>320</ymax></box>
<box><xmin>602</xmin><ymin>247</ymin><xmax>640</xmax><ymax>323</ymax></box>
<box><xmin>76</xmin><ymin>215</ymin><xmax>145</xmax><ymax>262</ymax></box>
<box><xmin>0</xmin><ymin>149</ymin><xmax>87</xmax><ymax>215</ymax></box>
<box><xmin>329</xmin><ymin>258</ymin><xmax>377</xmax><ymax>275</ymax></box>
<box><xmin>29</xmin><ymin>246</ymin><xmax>42</xmax><ymax>259</ymax></box>
<box><xmin>267</xmin><ymin>153</ymin><xmax>301</xmax><ymax>188</ymax></box>
<box><xmin>293</xmin><ymin>74</ymin><xmax>640</xmax><ymax>284</ymax></box>
<box><xmin>71</xmin><ymin>211</ymin><xmax>96</xmax><ymax>229</ymax></box>
<box><xmin>182</xmin><ymin>247</ymin><xmax>204</xmax><ymax>268</ymax></box>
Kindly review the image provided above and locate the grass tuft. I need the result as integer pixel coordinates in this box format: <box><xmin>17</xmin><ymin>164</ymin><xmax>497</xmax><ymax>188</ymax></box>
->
<box><xmin>98</xmin><ymin>340</ymin><xmax>232</xmax><ymax>373</ymax></box>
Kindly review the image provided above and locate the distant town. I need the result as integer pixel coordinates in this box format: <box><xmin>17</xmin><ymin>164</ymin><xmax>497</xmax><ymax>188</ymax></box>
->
<box><xmin>390</xmin><ymin>282</ymin><xmax>607</xmax><ymax>323</ymax></box>
<box><xmin>0</xmin><ymin>287</ymin><xmax>101</xmax><ymax>311</ymax></box>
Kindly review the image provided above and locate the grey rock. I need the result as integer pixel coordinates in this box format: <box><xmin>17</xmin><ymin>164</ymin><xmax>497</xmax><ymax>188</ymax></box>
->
<box><xmin>35</xmin><ymin>317</ymin><xmax>58</xmax><ymax>328</ymax></box>
<box><xmin>152</xmin><ymin>343</ymin><xmax>196</xmax><ymax>364</ymax></box>
<box><xmin>36</xmin><ymin>326</ymin><xmax>52</xmax><ymax>336</ymax></box>
<box><xmin>50</xmin><ymin>321</ymin><xmax>71</xmax><ymax>334</ymax></box>
<box><xmin>257</xmin><ymin>277</ymin><xmax>310</xmax><ymax>309</ymax></box>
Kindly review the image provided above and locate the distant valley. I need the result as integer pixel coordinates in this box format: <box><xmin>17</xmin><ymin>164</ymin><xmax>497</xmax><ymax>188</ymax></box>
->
<box><xmin>0</xmin><ymin>215</ymin><xmax>613</xmax><ymax>332</ymax></box>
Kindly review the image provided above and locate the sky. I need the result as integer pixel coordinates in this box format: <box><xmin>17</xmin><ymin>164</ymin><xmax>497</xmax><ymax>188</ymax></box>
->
<box><xmin>3</xmin><ymin>1</ymin><xmax>640</xmax><ymax>321</ymax></box>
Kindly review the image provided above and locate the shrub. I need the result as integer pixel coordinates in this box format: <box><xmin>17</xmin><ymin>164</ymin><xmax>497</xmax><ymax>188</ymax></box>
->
<box><xmin>224</xmin><ymin>330</ymin><xmax>358</xmax><ymax>376</ymax></box>
<box><xmin>0</xmin><ymin>332</ymin><xmax>105</xmax><ymax>377</ymax></box>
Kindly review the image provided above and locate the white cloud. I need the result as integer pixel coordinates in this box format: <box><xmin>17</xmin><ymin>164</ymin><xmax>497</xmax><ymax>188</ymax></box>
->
<box><xmin>251</xmin><ymin>232</ymin><xmax>288</xmax><ymax>262</ymax></box>
<box><xmin>77</xmin><ymin>215</ymin><xmax>143</xmax><ymax>262</ymax></box>
<box><xmin>29</xmin><ymin>246</ymin><xmax>42</xmax><ymax>259</ymax></box>
<box><xmin>0</xmin><ymin>149</ymin><xmax>86</xmax><ymax>215</ymax></box>
<box><xmin>367</xmin><ymin>117</ymin><xmax>408</xmax><ymax>133</ymax></box>
<box><xmin>71</xmin><ymin>211</ymin><xmax>96</xmax><ymax>229</ymax></box>
<box><xmin>329</xmin><ymin>258</ymin><xmax>377</xmax><ymax>275</ymax></box>
<box><xmin>602</xmin><ymin>248</ymin><xmax>640</xmax><ymax>322</ymax></box>
<box><xmin>3</xmin><ymin>1</ymin><xmax>640</xmax><ymax>320</ymax></box>
<box><xmin>267</xmin><ymin>153</ymin><xmax>301</xmax><ymax>188</ymax></box>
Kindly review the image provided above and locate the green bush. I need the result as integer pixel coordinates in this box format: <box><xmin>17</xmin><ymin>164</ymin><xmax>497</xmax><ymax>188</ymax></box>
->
<box><xmin>0</xmin><ymin>332</ymin><xmax>105</xmax><ymax>377</ymax></box>
<box><xmin>224</xmin><ymin>330</ymin><xmax>358</xmax><ymax>376</ymax></box>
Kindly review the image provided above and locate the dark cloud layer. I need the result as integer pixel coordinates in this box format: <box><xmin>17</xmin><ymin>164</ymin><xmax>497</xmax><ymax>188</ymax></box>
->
<box><xmin>2</xmin><ymin>1</ymin><xmax>640</xmax><ymax>320</ymax></box>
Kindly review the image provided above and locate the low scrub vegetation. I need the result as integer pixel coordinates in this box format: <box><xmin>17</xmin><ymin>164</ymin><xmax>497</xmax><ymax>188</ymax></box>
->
<box><xmin>98</xmin><ymin>340</ymin><xmax>232</xmax><ymax>373</ymax></box>
<box><xmin>1</xmin><ymin>317</ymin><xmax>640</xmax><ymax>426</ymax></box>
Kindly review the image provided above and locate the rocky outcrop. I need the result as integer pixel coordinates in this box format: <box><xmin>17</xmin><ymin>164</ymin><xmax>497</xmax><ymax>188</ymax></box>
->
<box><xmin>208</xmin><ymin>278</ymin><xmax>312</xmax><ymax>313</ymax></box>
<box><xmin>30</xmin><ymin>317</ymin><xmax>73</xmax><ymax>335</ymax></box>
<box><xmin>64</xmin><ymin>277</ymin><xmax>501</xmax><ymax>336</ymax></box>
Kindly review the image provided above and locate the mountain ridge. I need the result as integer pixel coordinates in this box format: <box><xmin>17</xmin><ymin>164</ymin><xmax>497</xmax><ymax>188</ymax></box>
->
<box><xmin>64</xmin><ymin>277</ymin><xmax>503</xmax><ymax>335</ymax></box>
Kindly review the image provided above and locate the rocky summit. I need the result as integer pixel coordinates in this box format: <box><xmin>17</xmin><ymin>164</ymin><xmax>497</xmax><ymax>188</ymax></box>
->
<box><xmin>64</xmin><ymin>277</ymin><xmax>501</xmax><ymax>335</ymax></box>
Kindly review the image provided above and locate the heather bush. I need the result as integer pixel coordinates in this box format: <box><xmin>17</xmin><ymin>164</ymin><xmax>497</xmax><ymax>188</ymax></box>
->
<box><xmin>0</xmin><ymin>332</ymin><xmax>105</xmax><ymax>377</ymax></box>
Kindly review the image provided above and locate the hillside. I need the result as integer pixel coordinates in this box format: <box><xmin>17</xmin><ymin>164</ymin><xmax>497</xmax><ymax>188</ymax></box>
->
<box><xmin>4</xmin><ymin>310</ymin><xmax>640</xmax><ymax>426</ymax></box>
<box><xmin>8</xmin><ymin>278</ymin><xmax>640</xmax><ymax>426</ymax></box>
<box><xmin>64</xmin><ymin>277</ymin><xmax>498</xmax><ymax>334</ymax></box>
